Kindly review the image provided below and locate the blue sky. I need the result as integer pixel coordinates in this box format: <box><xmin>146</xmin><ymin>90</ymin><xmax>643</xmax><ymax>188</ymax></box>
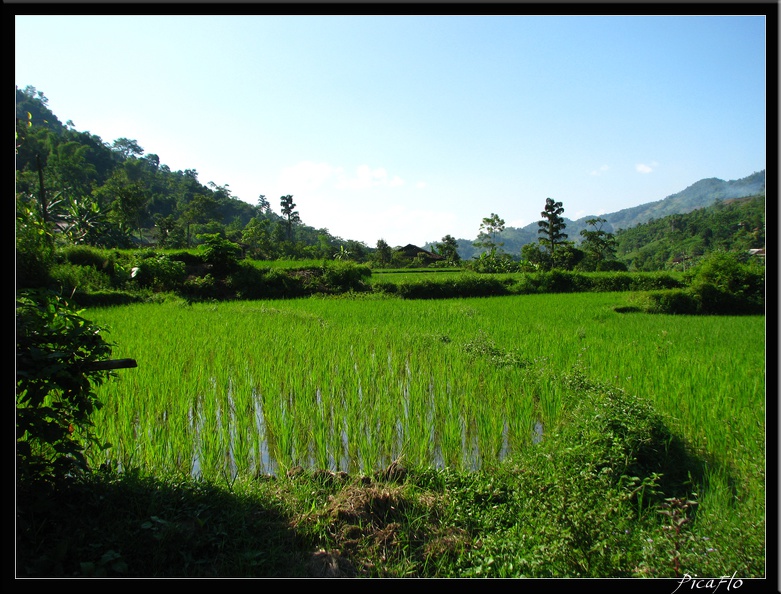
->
<box><xmin>15</xmin><ymin>15</ymin><xmax>767</xmax><ymax>247</ymax></box>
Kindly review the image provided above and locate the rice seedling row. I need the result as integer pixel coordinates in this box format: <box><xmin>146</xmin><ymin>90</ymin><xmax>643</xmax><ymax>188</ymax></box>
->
<box><xmin>86</xmin><ymin>293</ymin><xmax>764</xmax><ymax>484</ymax></box>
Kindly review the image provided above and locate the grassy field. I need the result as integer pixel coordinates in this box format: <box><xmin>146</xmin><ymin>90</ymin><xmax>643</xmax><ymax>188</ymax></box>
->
<box><xmin>85</xmin><ymin>292</ymin><xmax>763</xmax><ymax>478</ymax></box>
<box><xmin>18</xmin><ymin>290</ymin><xmax>764</xmax><ymax>578</ymax></box>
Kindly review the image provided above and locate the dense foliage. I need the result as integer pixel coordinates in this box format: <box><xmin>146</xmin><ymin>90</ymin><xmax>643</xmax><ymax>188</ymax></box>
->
<box><xmin>16</xmin><ymin>290</ymin><xmax>115</xmax><ymax>486</ymax></box>
<box><xmin>615</xmin><ymin>195</ymin><xmax>765</xmax><ymax>271</ymax></box>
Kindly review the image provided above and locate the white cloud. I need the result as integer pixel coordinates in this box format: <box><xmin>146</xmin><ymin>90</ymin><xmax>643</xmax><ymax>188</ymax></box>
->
<box><xmin>335</xmin><ymin>164</ymin><xmax>405</xmax><ymax>190</ymax></box>
<box><xmin>360</xmin><ymin>203</ymin><xmax>460</xmax><ymax>247</ymax></box>
<box><xmin>589</xmin><ymin>165</ymin><xmax>610</xmax><ymax>176</ymax></box>
<box><xmin>277</xmin><ymin>161</ymin><xmax>335</xmax><ymax>193</ymax></box>
<box><xmin>635</xmin><ymin>161</ymin><xmax>659</xmax><ymax>174</ymax></box>
<box><xmin>415</xmin><ymin>181</ymin><xmax>428</xmax><ymax>189</ymax></box>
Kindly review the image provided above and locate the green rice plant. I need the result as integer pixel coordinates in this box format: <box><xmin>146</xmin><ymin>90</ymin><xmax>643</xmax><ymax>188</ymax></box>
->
<box><xmin>85</xmin><ymin>291</ymin><xmax>763</xmax><ymax>494</ymax></box>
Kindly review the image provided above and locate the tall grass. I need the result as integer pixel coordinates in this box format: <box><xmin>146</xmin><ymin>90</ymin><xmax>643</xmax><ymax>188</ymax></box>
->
<box><xmin>86</xmin><ymin>293</ymin><xmax>764</xmax><ymax>486</ymax></box>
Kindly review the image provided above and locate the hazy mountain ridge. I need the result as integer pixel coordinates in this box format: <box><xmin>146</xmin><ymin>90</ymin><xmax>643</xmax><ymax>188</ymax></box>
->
<box><xmin>434</xmin><ymin>170</ymin><xmax>765</xmax><ymax>259</ymax></box>
<box><xmin>595</xmin><ymin>170</ymin><xmax>766</xmax><ymax>231</ymax></box>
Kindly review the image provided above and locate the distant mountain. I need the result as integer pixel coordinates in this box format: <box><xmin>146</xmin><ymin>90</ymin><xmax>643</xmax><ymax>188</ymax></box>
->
<box><xmin>431</xmin><ymin>170</ymin><xmax>765</xmax><ymax>260</ymax></box>
<box><xmin>595</xmin><ymin>170</ymin><xmax>765</xmax><ymax>232</ymax></box>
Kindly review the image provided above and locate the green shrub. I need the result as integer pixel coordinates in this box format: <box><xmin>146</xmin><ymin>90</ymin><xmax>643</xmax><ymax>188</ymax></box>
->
<box><xmin>260</xmin><ymin>268</ymin><xmax>306</xmax><ymax>299</ymax></box>
<box><xmin>198</xmin><ymin>233</ymin><xmax>242</xmax><ymax>275</ymax></box>
<box><xmin>16</xmin><ymin>197</ymin><xmax>55</xmax><ymax>289</ymax></box>
<box><xmin>130</xmin><ymin>254</ymin><xmax>186</xmax><ymax>292</ymax></box>
<box><xmin>633</xmin><ymin>290</ymin><xmax>699</xmax><ymax>315</ymax></box>
<box><xmin>16</xmin><ymin>290</ymin><xmax>115</xmax><ymax>486</ymax></box>
<box><xmin>182</xmin><ymin>273</ymin><xmax>221</xmax><ymax>301</ymax></box>
<box><xmin>660</xmin><ymin>289</ymin><xmax>701</xmax><ymax>315</ymax></box>
<box><xmin>629</xmin><ymin>273</ymin><xmax>683</xmax><ymax>291</ymax></box>
<box><xmin>60</xmin><ymin>245</ymin><xmax>117</xmax><ymax>275</ymax></box>
<box><xmin>321</xmin><ymin>261</ymin><xmax>372</xmax><ymax>292</ymax></box>
<box><xmin>686</xmin><ymin>252</ymin><xmax>764</xmax><ymax>314</ymax></box>
<box><xmin>632</xmin><ymin>253</ymin><xmax>765</xmax><ymax>315</ymax></box>
<box><xmin>532</xmin><ymin>270</ymin><xmax>591</xmax><ymax>293</ymax></box>
<box><xmin>226</xmin><ymin>262</ymin><xmax>267</xmax><ymax>299</ymax></box>
<box><xmin>68</xmin><ymin>290</ymin><xmax>145</xmax><ymax>307</ymax></box>
<box><xmin>456</xmin><ymin>371</ymin><xmax>700</xmax><ymax>577</ymax></box>
<box><xmin>392</xmin><ymin>276</ymin><xmax>512</xmax><ymax>299</ymax></box>
<box><xmin>50</xmin><ymin>262</ymin><xmax>115</xmax><ymax>294</ymax></box>
<box><xmin>589</xmin><ymin>272</ymin><xmax>632</xmax><ymax>292</ymax></box>
<box><xmin>372</xmin><ymin>281</ymin><xmax>399</xmax><ymax>295</ymax></box>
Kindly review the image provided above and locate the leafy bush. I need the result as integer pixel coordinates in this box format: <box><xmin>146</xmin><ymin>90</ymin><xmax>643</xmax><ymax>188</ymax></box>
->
<box><xmin>49</xmin><ymin>261</ymin><xmax>115</xmax><ymax>294</ymax></box>
<box><xmin>182</xmin><ymin>273</ymin><xmax>221</xmax><ymax>301</ymax></box>
<box><xmin>320</xmin><ymin>261</ymin><xmax>372</xmax><ymax>292</ymax></box>
<box><xmin>629</xmin><ymin>273</ymin><xmax>683</xmax><ymax>291</ymax></box>
<box><xmin>68</xmin><ymin>290</ymin><xmax>145</xmax><ymax>307</ymax></box>
<box><xmin>685</xmin><ymin>251</ymin><xmax>764</xmax><ymax>314</ymax></box>
<box><xmin>371</xmin><ymin>281</ymin><xmax>399</xmax><ymax>295</ymax></box>
<box><xmin>455</xmin><ymin>371</ymin><xmax>701</xmax><ymax>577</ymax></box>
<box><xmin>631</xmin><ymin>253</ymin><xmax>765</xmax><ymax>315</ymax></box>
<box><xmin>531</xmin><ymin>270</ymin><xmax>591</xmax><ymax>293</ymax></box>
<box><xmin>16</xmin><ymin>290</ymin><xmax>115</xmax><ymax>486</ymax></box>
<box><xmin>60</xmin><ymin>245</ymin><xmax>117</xmax><ymax>275</ymax></box>
<box><xmin>639</xmin><ymin>289</ymin><xmax>700</xmax><ymax>315</ymax></box>
<box><xmin>257</xmin><ymin>268</ymin><xmax>306</xmax><ymax>299</ymax></box>
<box><xmin>464</xmin><ymin>251</ymin><xmax>520</xmax><ymax>273</ymax></box>
<box><xmin>225</xmin><ymin>262</ymin><xmax>267</xmax><ymax>299</ymax></box>
<box><xmin>198</xmin><ymin>233</ymin><xmax>242</xmax><ymax>275</ymax></box>
<box><xmin>16</xmin><ymin>195</ymin><xmax>55</xmax><ymax>289</ymax></box>
<box><xmin>130</xmin><ymin>254</ymin><xmax>186</xmax><ymax>292</ymax></box>
<box><xmin>589</xmin><ymin>272</ymin><xmax>632</xmax><ymax>292</ymax></box>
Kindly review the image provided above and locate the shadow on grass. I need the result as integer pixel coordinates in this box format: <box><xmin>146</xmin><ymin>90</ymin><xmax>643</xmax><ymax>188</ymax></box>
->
<box><xmin>16</xmin><ymin>469</ymin><xmax>312</xmax><ymax>579</ymax></box>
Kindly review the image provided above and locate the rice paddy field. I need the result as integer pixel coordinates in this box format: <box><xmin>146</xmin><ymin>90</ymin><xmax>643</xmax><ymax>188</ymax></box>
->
<box><xmin>84</xmin><ymin>291</ymin><xmax>765</xmax><ymax>491</ymax></box>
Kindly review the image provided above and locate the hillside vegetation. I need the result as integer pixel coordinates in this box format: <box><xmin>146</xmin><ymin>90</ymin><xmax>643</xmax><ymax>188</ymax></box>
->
<box><xmin>17</xmin><ymin>85</ymin><xmax>764</xmax><ymax>273</ymax></box>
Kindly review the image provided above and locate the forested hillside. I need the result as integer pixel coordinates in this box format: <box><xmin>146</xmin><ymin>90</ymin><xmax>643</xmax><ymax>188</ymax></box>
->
<box><xmin>614</xmin><ymin>194</ymin><xmax>766</xmax><ymax>271</ymax></box>
<box><xmin>15</xmin><ymin>86</ymin><xmax>369</xmax><ymax>260</ymax></box>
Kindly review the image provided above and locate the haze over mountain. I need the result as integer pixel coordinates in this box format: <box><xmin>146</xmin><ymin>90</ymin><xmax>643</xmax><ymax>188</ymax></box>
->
<box><xmin>437</xmin><ymin>170</ymin><xmax>766</xmax><ymax>260</ymax></box>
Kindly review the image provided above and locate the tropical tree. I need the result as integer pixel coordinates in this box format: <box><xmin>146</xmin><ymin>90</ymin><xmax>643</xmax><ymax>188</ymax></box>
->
<box><xmin>110</xmin><ymin>137</ymin><xmax>144</xmax><ymax>161</ymax></box>
<box><xmin>537</xmin><ymin>198</ymin><xmax>568</xmax><ymax>257</ymax></box>
<box><xmin>241</xmin><ymin>217</ymin><xmax>276</xmax><ymax>259</ymax></box>
<box><xmin>520</xmin><ymin>241</ymin><xmax>550</xmax><ymax>271</ymax></box>
<box><xmin>280</xmin><ymin>194</ymin><xmax>301</xmax><ymax>241</ymax></box>
<box><xmin>181</xmin><ymin>193</ymin><xmax>221</xmax><ymax>247</ymax></box>
<box><xmin>256</xmin><ymin>194</ymin><xmax>271</xmax><ymax>215</ymax></box>
<box><xmin>47</xmin><ymin>140</ymin><xmax>98</xmax><ymax>201</ymax></box>
<box><xmin>579</xmin><ymin>217</ymin><xmax>618</xmax><ymax>269</ymax></box>
<box><xmin>435</xmin><ymin>234</ymin><xmax>462</xmax><ymax>265</ymax></box>
<box><xmin>474</xmin><ymin>213</ymin><xmax>506</xmax><ymax>253</ymax></box>
<box><xmin>374</xmin><ymin>239</ymin><xmax>393</xmax><ymax>266</ymax></box>
<box><xmin>93</xmin><ymin>167</ymin><xmax>148</xmax><ymax>241</ymax></box>
<box><xmin>344</xmin><ymin>240</ymin><xmax>369</xmax><ymax>262</ymax></box>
